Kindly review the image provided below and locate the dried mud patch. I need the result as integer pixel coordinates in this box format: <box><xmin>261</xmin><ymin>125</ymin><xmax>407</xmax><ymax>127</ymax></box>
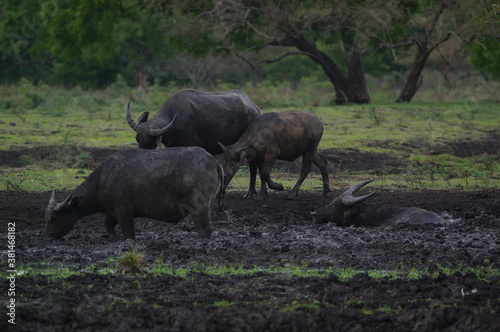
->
<box><xmin>1</xmin><ymin>187</ymin><xmax>499</xmax><ymax>331</ymax></box>
<box><xmin>2</xmin><ymin>128</ymin><xmax>497</xmax><ymax>172</ymax></box>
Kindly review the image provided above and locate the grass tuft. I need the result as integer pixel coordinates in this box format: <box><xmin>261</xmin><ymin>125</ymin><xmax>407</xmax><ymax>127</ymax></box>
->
<box><xmin>116</xmin><ymin>250</ymin><xmax>145</xmax><ymax>275</ymax></box>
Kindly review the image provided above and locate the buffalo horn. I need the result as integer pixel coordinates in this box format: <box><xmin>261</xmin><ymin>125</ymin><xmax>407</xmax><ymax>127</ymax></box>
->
<box><xmin>54</xmin><ymin>193</ymin><xmax>73</xmax><ymax>213</ymax></box>
<box><xmin>149</xmin><ymin>114</ymin><xmax>177</xmax><ymax>137</ymax></box>
<box><xmin>49</xmin><ymin>190</ymin><xmax>56</xmax><ymax>203</ymax></box>
<box><xmin>341</xmin><ymin>180</ymin><xmax>376</xmax><ymax>206</ymax></box>
<box><xmin>125</xmin><ymin>100</ymin><xmax>140</xmax><ymax>132</ymax></box>
<box><xmin>342</xmin><ymin>191</ymin><xmax>377</xmax><ymax>206</ymax></box>
<box><xmin>345</xmin><ymin>179</ymin><xmax>374</xmax><ymax>195</ymax></box>
<box><xmin>218</xmin><ymin>142</ymin><xmax>227</xmax><ymax>152</ymax></box>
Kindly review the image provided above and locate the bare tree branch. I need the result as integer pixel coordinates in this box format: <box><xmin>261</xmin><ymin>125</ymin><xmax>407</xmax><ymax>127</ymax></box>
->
<box><xmin>254</xmin><ymin>51</ymin><xmax>316</xmax><ymax>66</ymax></box>
<box><xmin>216</xmin><ymin>45</ymin><xmax>314</xmax><ymax>71</ymax></box>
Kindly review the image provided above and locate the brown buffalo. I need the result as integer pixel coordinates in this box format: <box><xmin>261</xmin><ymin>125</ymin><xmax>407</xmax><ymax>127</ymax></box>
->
<box><xmin>218</xmin><ymin>110</ymin><xmax>331</xmax><ymax>200</ymax></box>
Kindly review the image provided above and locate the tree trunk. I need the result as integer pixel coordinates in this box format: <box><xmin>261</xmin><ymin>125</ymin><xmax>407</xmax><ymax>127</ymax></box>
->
<box><xmin>302</xmin><ymin>45</ymin><xmax>370</xmax><ymax>104</ymax></box>
<box><xmin>396</xmin><ymin>48</ymin><xmax>430</xmax><ymax>102</ymax></box>
<box><xmin>342</xmin><ymin>27</ymin><xmax>370</xmax><ymax>104</ymax></box>
<box><xmin>396</xmin><ymin>2</ymin><xmax>451</xmax><ymax>103</ymax></box>
<box><xmin>309</xmin><ymin>50</ymin><xmax>354</xmax><ymax>104</ymax></box>
<box><xmin>282</xmin><ymin>29</ymin><xmax>370</xmax><ymax>104</ymax></box>
<box><xmin>136</xmin><ymin>62</ymin><xmax>148</xmax><ymax>93</ymax></box>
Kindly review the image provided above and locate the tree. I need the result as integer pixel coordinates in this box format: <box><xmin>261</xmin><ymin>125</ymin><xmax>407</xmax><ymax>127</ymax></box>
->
<box><xmin>0</xmin><ymin>0</ymin><xmax>47</xmax><ymax>83</ymax></box>
<box><xmin>467</xmin><ymin>36</ymin><xmax>500</xmax><ymax>80</ymax></box>
<box><xmin>155</xmin><ymin>0</ymin><xmax>383</xmax><ymax>104</ymax></box>
<box><xmin>39</xmin><ymin>0</ymin><xmax>172</xmax><ymax>91</ymax></box>
<box><xmin>466</xmin><ymin>2</ymin><xmax>500</xmax><ymax>80</ymax></box>
<box><xmin>372</xmin><ymin>0</ymin><xmax>498</xmax><ymax>102</ymax></box>
<box><xmin>155</xmin><ymin>0</ymin><xmax>498</xmax><ymax>104</ymax></box>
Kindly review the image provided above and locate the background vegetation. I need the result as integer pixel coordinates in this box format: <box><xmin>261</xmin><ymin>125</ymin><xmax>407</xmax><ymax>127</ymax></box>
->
<box><xmin>0</xmin><ymin>80</ymin><xmax>498</xmax><ymax>192</ymax></box>
<box><xmin>1</xmin><ymin>0</ymin><xmax>499</xmax><ymax>103</ymax></box>
<box><xmin>0</xmin><ymin>1</ymin><xmax>498</xmax><ymax>191</ymax></box>
<box><xmin>0</xmin><ymin>3</ymin><xmax>498</xmax><ymax>323</ymax></box>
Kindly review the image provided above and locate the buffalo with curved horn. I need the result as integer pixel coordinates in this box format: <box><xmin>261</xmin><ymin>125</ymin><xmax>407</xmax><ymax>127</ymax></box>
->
<box><xmin>44</xmin><ymin>147</ymin><xmax>224</xmax><ymax>240</ymax></box>
<box><xmin>126</xmin><ymin>89</ymin><xmax>261</xmax><ymax>153</ymax></box>
<box><xmin>311</xmin><ymin>180</ymin><xmax>445</xmax><ymax>226</ymax></box>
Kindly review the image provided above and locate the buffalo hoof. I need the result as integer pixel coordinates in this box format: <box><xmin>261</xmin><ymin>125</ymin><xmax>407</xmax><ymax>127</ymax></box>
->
<box><xmin>269</xmin><ymin>183</ymin><xmax>284</xmax><ymax>191</ymax></box>
<box><xmin>322</xmin><ymin>186</ymin><xmax>332</xmax><ymax>197</ymax></box>
<box><xmin>243</xmin><ymin>190</ymin><xmax>259</xmax><ymax>199</ymax></box>
<box><xmin>198</xmin><ymin>228</ymin><xmax>213</xmax><ymax>239</ymax></box>
<box><xmin>108</xmin><ymin>233</ymin><xmax>120</xmax><ymax>241</ymax></box>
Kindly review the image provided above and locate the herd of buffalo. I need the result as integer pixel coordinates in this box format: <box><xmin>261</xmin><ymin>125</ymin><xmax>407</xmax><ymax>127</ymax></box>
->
<box><xmin>43</xmin><ymin>89</ymin><xmax>445</xmax><ymax>241</ymax></box>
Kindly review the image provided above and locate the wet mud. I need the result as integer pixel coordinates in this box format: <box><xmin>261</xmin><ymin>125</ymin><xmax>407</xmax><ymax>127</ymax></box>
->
<box><xmin>0</xmin><ymin>136</ymin><xmax>499</xmax><ymax>331</ymax></box>
<box><xmin>1</xmin><ymin>186</ymin><xmax>499</xmax><ymax>331</ymax></box>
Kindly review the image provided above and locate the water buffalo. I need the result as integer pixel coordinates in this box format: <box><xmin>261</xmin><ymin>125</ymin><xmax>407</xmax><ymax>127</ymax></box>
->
<box><xmin>126</xmin><ymin>89</ymin><xmax>261</xmax><ymax>153</ymax></box>
<box><xmin>44</xmin><ymin>147</ymin><xmax>223</xmax><ymax>240</ymax></box>
<box><xmin>310</xmin><ymin>180</ymin><xmax>445</xmax><ymax>226</ymax></box>
<box><xmin>218</xmin><ymin>110</ymin><xmax>331</xmax><ymax>200</ymax></box>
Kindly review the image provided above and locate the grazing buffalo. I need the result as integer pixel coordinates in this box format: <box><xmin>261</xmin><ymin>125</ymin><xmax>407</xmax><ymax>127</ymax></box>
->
<box><xmin>310</xmin><ymin>180</ymin><xmax>445</xmax><ymax>226</ymax></box>
<box><xmin>126</xmin><ymin>89</ymin><xmax>261</xmax><ymax>153</ymax></box>
<box><xmin>218</xmin><ymin>110</ymin><xmax>331</xmax><ymax>200</ymax></box>
<box><xmin>44</xmin><ymin>147</ymin><xmax>223</xmax><ymax>240</ymax></box>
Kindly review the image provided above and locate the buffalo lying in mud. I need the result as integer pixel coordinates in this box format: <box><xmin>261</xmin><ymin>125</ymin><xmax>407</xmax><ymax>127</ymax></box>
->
<box><xmin>310</xmin><ymin>180</ymin><xmax>445</xmax><ymax>226</ymax></box>
<box><xmin>126</xmin><ymin>89</ymin><xmax>261</xmax><ymax>153</ymax></box>
<box><xmin>218</xmin><ymin>110</ymin><xmax>331</xmax><ymax>200</ymax></box>
<box><xmin>44</xmin><ymin>147</ymin><xmax>223</xmax><ymax>240</ymax></box>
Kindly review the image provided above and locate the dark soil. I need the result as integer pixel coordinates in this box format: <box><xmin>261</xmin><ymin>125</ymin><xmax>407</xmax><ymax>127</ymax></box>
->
<box><xmin>0</xmin><ymin>136</ymin><xmax>499</xmax><ymax>331</ymax></box>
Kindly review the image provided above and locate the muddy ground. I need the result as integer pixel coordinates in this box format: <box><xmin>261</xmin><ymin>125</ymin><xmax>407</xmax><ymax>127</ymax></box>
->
<box><xmin>0</xmin><ymin>139</ymin><xmax>499</xmax><ymax>331</ymax></box>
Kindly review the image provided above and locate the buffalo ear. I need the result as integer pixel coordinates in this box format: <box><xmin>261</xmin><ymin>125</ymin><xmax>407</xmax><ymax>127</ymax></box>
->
<box><xmin>237</xmin><ymin>147</ymin><xmax>248</xmax><ymax>160</ymax></box>
<box><xmin>138</xmin><ymin>111</ymin><xmax>149</xmax><ymax>124</ymax></box>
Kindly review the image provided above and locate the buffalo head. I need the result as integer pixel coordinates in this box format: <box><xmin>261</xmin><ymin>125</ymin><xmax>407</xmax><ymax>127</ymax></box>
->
<box><xmin>44</xmin><ymin>191</ymin><xmax>82</xmax><ymax>239</ymax></box>
<box><xmin>310</xmin><ymin>180</ymin><xmax>376</xmax><ymax>225</ymax></box>
<box><xmin>125</xmin><ymin>100</ymin><xmax>177</xmax><ymax>149</ymax></box>
<box><xmin>217</xmin><ymin>142</ymin><xmax>248</xmax><ymax>190</ymax></box>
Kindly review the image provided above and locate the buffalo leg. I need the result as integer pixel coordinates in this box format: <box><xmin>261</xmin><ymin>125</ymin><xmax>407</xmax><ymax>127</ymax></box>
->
<box><xmin>104</xmin><ymin>215</ymin><xmax>119</xmax><ymax>239</ymax></box>
<box><xmin>243</xmin><ymin>161</ymin><xmax>259</xmax><ymax>199</ymax></box>
<box><xmin>259</xmin><ymin>157</ymin><xmax>284</xmax><ymax>197</ymax></box>
<box><xmin>115</xmin><ymin>209</ymin><xmax>136</xmax><ymax>240</ymax></box>
<box><xmin>313</xmin><ymin>151</ymin><xmax>331</xmax><ymax>196</ymax></box>
<box><xmin>180</xmin><ymin>203</ymin><xmax>212</xmax><ymax>238</ymax></box>
<box><xmin>191</xmin><ymin>207</ymin><xmax>213</xmax><ymax>239</ymax></box>
<box><xmin>287</xmin><ymin>152</ymin><xmax>314</xmax><ymax>200</ymax></box>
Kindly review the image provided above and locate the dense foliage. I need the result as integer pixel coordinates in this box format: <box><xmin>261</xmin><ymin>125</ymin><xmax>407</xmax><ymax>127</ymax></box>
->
<box><xmin>1</xmin><ymin>0</ymin><xmax>498</xmax><ymax>102</ymax></box>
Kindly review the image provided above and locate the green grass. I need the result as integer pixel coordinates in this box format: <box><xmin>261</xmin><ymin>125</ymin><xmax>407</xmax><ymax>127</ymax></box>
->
<box><xmin>8</xmin><ymin>259</ymin><xmax>499</xmax><ymax>315</ymax></box>
<box><xmin>312</xmin><ymin>103</ymin><xmax>498</xmax><ymax>150</ymax></box>
<box><xmin>0</xmin><ymin>83</ymin><xmax>498</xmax><ymax>192</ymax></box>
<box><xmin>116</xmin><ymin>250</ymin><xmax>146</xmax><ymax>274</ymax></box>
<box><xmin>7</xmin><ymin>259</ymin><xmax>498</xmax><ymax>282</ymax></box>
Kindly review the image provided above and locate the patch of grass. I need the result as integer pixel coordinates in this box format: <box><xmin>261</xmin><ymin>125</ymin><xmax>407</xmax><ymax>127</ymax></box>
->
<box><xmin>15</xmin><ymin>263</ymin><xmax>84</xmax><ymax>280</ymax></box>
<box><xmin>377</xmin><ymin>305</ymin><xmax>403</xmax><ymax>314</ymax></box>
<box><xmin>1</xmin><ymin>83</ymin><xmax>499</xmax><ymax>192</ymax></box>
<box><xmin>365</xmin><ymin>260</ymin><xmax>500</xmax><ymax>282</ymax></box>
<box><xmin>1</xmin><ymin>169</ymin><xmax>30</xmax><ymax>191</ymax></box>
<box><xmin>0</xmin><ymin>166</ymin><xmax>92</xmax><ymax>191</ymax></box>
<box><xmin>12</xmin><ymin>259</ymin><xmax>498</xmax><ymax>283</ymax></box>
<box><xmin>116</xmin><ymin>250</ymin><xmax>145</xmax><ymax>275</ymax></box>
<box><xmin>282</xmin><ymin>300</ymin><xmax>321</xmax><ymax>312</ymax></box>
<box><xmin>11</xmin><ymin>258</ymin><xmax>500</xmax><ymax>316</ymax></box>
<box><xmin>212</xmin><ymin>300</ymin><xmax>236</xmax><ymax>308</ymax></box>
<box><xmin>367</xmin><ymin>269</ymin><xmax>387</xmax><ymax>279</ymax></box>
<box><xmin>334</xmin><ymin>266</ymin><xmax>360</xmax><ymax>282</ymax></box>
